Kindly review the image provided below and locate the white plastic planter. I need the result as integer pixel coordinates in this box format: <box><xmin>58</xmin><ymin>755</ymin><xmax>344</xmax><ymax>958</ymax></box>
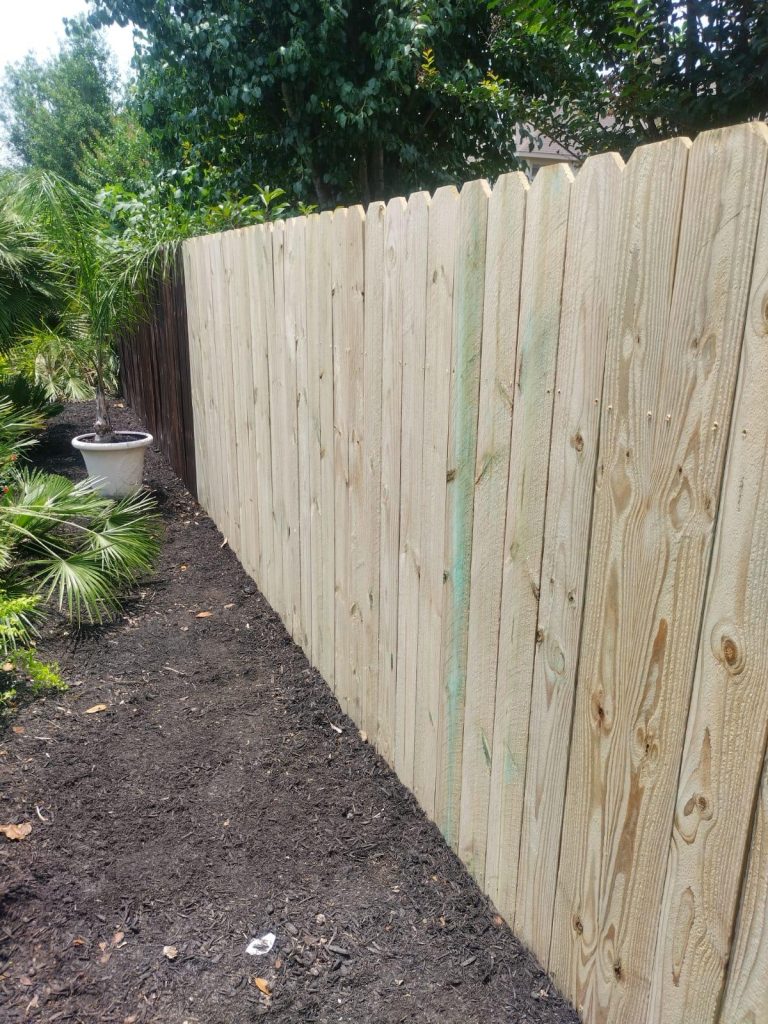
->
<box><xmin>71</xmin><ymin>431</ymin><xmax>153</xmax><ymax>498</ymax></box>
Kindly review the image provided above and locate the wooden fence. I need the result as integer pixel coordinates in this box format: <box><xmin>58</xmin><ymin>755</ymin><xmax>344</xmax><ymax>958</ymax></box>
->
<box><xmin>120</xmin><ymin>250</ymin><xmax>197</xmax><ymax>495</ymax></box>
<box><xmin>134</xmin><ymin>122</ymin><xmax>768</xmax><ymax>1024</ymax></box>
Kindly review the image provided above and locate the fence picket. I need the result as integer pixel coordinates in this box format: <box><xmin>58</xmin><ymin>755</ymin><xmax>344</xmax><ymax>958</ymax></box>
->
<box><xmin>719</xmin><ymin>749</ymin><xmax>768</xmax><ymax>1024</ymax></box>
<box><xmin>332</xmin><ymin>207</ymin><xmax>366</xmax><ymax>720</ymax></box>
<box><xmin>395</xmin><ymin>191</ymin><xmax>430</xmax><ymax>787</ymax></box>
<box><xmin>515</xmin><ymin>153</ymin><xmax>624</xmax><ymax>961</ymax></box>
<box><xmin>412</xmin><ymin>186</ymin><xmax>459</xmax><ymax>817</ymax></box>
<box><xmin>182</xmin><ymin>240</ymin><xmax>209</xmax><ymax>510</ymax></box>
<box><xmin>285</xmin><ymin>217</ymin><xmax>311</xmax><ymax>652</ymax></box>
<box><xmin>483</xmin><ymin>164</ymin><xmax>572</xmax><ymax>916</ymax></box>
<box><xmin>221</xmin><ymin>230</ymin><xmax>253</xmax><ymax>574</ymax></box>
<box><xmin>434</xmin><ymin>178</ymin><xmax>490</xmax><ymax>849</ymax></box>
<box><xmin>306</xmin><ymin>212</ymin><xmax>336</xmax><ymax>686</ymax></box>
<box><xmin>377</xmin><ymin>197</ymin><xmax>407</xmax><ymax>764</ymax></box>
<box><xmin>361</xmin><ymin>202</ymin><xmax>386</xmax><ymax>739</ymax></box>
<box><xmin>244</xmin><ymin>224</ymin><xmax>275</xmax><ymax>601</ymax></box>
<box><xmin>457</xmin><ymin>171</ymin><xmax>527</xmax><ymax>884</ymax></box>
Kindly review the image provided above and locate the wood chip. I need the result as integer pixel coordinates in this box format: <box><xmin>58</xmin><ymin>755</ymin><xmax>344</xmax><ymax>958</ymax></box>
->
<box><xmin>0</xmin><ymin>821</ymin><xmax>32</xmax><ymax>841</ymax></box>
<box><xmin>84</xmin><ymin>704</ymin><xmax>108</xmax><ymax>714</ymax></box>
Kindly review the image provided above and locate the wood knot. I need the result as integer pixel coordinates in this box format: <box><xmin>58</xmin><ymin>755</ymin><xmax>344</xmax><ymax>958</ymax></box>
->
<box><xmin>571</xmin><ymin>432</ymin><xmax>584</xmax><ymax>453</ymax></box>
<box><xmin>613</xmin><ymin>960</ymin><xmax>623</xmax><ymax>981</ymax></box>
<box><xmin>573</xmin><ymin>916</ymin><xmax>583</xmax><ymax>935</ymax></box>
<box><xmin>711</xmin><ymin>623</ymin><xmax>745</xmax><ymax>676</ymax></box>
<box><xmin>535</xmin><ymin>628</ymin><xmax>544</xmax><ymax>645</ymax></box>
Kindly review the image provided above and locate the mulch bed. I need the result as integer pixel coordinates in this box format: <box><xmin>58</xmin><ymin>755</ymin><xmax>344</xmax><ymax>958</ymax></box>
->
<box><xmin>0</xmin><ymin>402</ymin><xmax>578</xmax><ymax>1024</ymax></box>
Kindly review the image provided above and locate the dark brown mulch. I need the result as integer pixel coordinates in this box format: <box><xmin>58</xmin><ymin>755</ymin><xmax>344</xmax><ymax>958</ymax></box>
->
<box><xmin>0</xmin><ymin>402</ymin><xmax>578</xmax><ymax>1024</ymax></box>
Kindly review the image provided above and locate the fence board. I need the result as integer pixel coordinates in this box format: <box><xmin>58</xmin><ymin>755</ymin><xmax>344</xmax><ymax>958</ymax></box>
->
<box><xmin>648</xmin><ymin>122</ymin><xmax>768</xmax><ymax>1024</ymax></box>
<box><xmin>412</xmin><ymin>186</ymin><xmax>459</xmax><ymax>816</ymax></box>
<box><xmin>361</xmin><ymin>202</ymin><xmax>386</xmax><ymax>740</ymax></box>
<box><xmin>332</xmin><ymin>207</ymin><xmax>366</xmax><ymax>720</ymax></box>
<box><xmin>719</xmin><ymin>749</ymin><xmax>768</xmax><ymax>1024</ymax></box>
<box><xmin>395</xmin><ymin>191</ymin><xmax>430</xmax><ymax>787</ymax></box>
<box><xmin>222</xmin><ymin>230</ymin><xmax>255</xmax><ymax>575</ymax></box>
<box><xmin>377</xmin><ymin>197</ymin><xmax>407</xmax><ymax>764</ymax></box>
<box><xmin>264</xmin><ymin>224</ymin><xmax>288</xmax><ymax>626</ymax></box>
<box><xmin>244</xmin><ymin>225</ymin><xmax>275</xmax><ymax>600</ymax></box>
<box><xmin>483</xmin><ymin>164</ymin><xmax>572</xmax><ymax>916</ymax></box>
<box><xmin>202</xmin><ymin>234</ymin><xmax>228</xmax><ymax>535</ymax></box>
<box><xmin>182</xmin><ymin>239</ymin><xmax>209</xmax><ymax>508</ymax></box>
<box><xmin>213</xmin><ymin>233</ymin><xmax>243</xmax><ymax>553</ymax></box>
<box><xmin>434</xmin><ymin>178</ymin><xmax>490</xmax><ymax>848</ymax></box>
<box><xmin>285</xmin><ymin>217</ymin><xmax>311</xmax><ymax>652</ymax></box>
<box><xmin>457</xmin><ymin>172</ymin><xmax>527</xmax><ymax>884</ymax></box>
<box><xmin>515</xmin><ymin>153</ymin><xmax>624</xmax><ymax>961</ymax></box>
<box><xmin>306</xmin><ymin>212</ymin><xmax>336</xmax><ymax>686</ymax></box>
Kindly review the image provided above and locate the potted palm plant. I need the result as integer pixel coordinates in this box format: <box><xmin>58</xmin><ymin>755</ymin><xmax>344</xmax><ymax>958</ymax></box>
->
<box><xmin>11</xmin><ymin>173</ymin><xmax>174</xmax><ymax>497</ymax></box>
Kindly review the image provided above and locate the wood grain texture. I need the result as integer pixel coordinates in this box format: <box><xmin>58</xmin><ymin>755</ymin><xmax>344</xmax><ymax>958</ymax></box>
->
<box><xmin>377</xmin><ymin>197</ymin><xmax>407</xmax><ymax>765</ymax></box>
<box><xmin>361</xmin><ymin>201</ymin><xmax>386</xmax><ymax>740</ymax></box>
<box><xmin>264</xmin><ymin>223</ymin><xmax>287</xmax><ymax>626</ymax></box>
<box><xmin>515</xmin><ymin>153</ymin><xmax>624</xmax><ymax>960</ymax></box>
<box><xmin>457</xmin><ymin>172</ymin><xmax>527</xmax><ymax>884</ymax></box>
<box><xmin>204</xmin><ymin>233</ymin><xmax>232</xmax><ymax>540</ymax></box>
<box><xmin>332</xmin><ymin>207</ymin><xmax>366</xmax><ymax>720</ymax></box>
<box><xmin>412</xmin><ymin>186</ymin><xmax>459</xmax><ymax>817</ymax></box>
<box><xmin>551</xmin><ymin>125</ymin><xmax>764</xmax><ymax>1024</ymax></box>
<box><xmin>434</xmin><ymin>178</ymin><xmax>490</xmax><ymax>849</ymax></box>
<box><xmin>276</xmin><ymin>219</ymin><xmax>303</xmax><ymax>644</ymax></box>
<box><xmin>215</xmin><ymin>231</ymin><xmax>242</xmax><ymax>553</ymax></box>
<box><xmin>395</xmin><ymin>191</ymin><xmax>430</xmax><ymax>788</ymax></box>
<box><xmin>549</xmin><ymin>136</ymin><xmax>692</xmax><ymax>1014</ymax></box>
<box><xmin>719</xmin><ymin>750</ymin><xmax>768</xmax><ymax>1024</ymax></box>
<box><xmin>484</xmin><ymin>163</ymin><xmax>572</xmax><ymax>918</ymax></box>
<box><xmin>221</xmin><ymin>230</ymin><xmax>253</xmax><ymax>575</ymax></box>
<box><xmin>285</xmin><ymin>217</ymin><xmax>310</xmax><ymax>653</ymax></box>
<box><xmin>244</xmin><ymin>224</ymin><xmax>275</xmax><ymax>603</ymax></box>
<box><xmin>305</xmin><ymin>212</ymin><xmax>336</xmax><ymax>687</ymax></box>
<box><xmin>648</xmin><ymin>122</ymin><xmax>768</xmax><ymax>1024</ymax></box>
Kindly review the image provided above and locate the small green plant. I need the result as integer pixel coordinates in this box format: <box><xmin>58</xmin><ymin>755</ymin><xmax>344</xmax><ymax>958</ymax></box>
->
<box><xmin>1</xmin><ymin>469</ymin><xmax>160</xmax><ymax>624</ymax></box>
<box><xmin>0</xmin><ymin>593</ymin><xmax>65</xmax><ymax>711</ymax></box>
<box><xmin>0</xmin><ymin>392</ymin><xmax>160</xmax><ymax>713</ymax></box>
<box><xmin>0</xmin><ymin>370</ymin><xmax>63</xmax><ymax>418</ymax></box>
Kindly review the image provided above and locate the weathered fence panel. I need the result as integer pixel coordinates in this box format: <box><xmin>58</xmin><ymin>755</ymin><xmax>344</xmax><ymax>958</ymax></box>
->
<box><xmin>130</xmin><ymin>122</ymin><xmax>768</xmax><ymax>1024</ymax></box>
<box><xmin>120</xmin><ymin>249</ymin><xmax>196</xmax><ymax>494</ymax></box>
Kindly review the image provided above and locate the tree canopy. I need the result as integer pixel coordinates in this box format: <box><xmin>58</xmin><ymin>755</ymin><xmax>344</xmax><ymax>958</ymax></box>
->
<box><xmin>0</xmin><ymin>18</ymin><xmax>119</xmax><ymax>184</ymax></box>
<box><xmin>490</xmin><ymin>0</ymin><xmax>768</xmax><ymax>159</ymax></box>
<box><xmin>89</xmin><ymin>0</ymin><xmax>519</xmax><ymax>207</ymax></box>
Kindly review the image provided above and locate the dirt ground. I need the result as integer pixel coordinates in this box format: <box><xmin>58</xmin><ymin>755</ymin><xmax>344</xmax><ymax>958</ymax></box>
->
<box><xmin>0</xmin><ymin>402</ymin><xmax>578</xmax><ymax>1024</ymax></box>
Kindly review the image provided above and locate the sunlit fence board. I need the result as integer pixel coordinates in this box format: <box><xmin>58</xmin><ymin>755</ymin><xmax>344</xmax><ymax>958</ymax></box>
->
<box><xmin>515</xmin><ymin>153</ymin><xmax>624</xmax><ymax>962</ymax></box>
<box><xmin>126</xmin><ymin>123</ymin><xmax>768</xmax><ymax>1024</ymax></box>
<box><xmin>457</xmin><ymin>171</ymin><xmax>527</xmax><ymax>883</ymax></box>
<box><xmin>482</xmin><ymin>164</ymin><xmax>571</xmax><ymax>916</ymax></box>
<box><xmin>434</xmin><ymin>178</ymin><xmax>489</xmax><ymax>849</ymax></box>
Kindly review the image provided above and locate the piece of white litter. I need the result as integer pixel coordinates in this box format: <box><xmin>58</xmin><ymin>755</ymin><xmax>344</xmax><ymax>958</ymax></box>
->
<box><xmin>246</xmin><ymin>932</ymin><xmax>276</xmax><ymax>956</ymax></box>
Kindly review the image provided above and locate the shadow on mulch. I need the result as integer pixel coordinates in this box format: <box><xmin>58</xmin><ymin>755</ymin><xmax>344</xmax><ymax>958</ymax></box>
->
<box><xmin>0</xmin><ymin>402</ymin><xmax>578</xmax><ymax>1024</ymax></box>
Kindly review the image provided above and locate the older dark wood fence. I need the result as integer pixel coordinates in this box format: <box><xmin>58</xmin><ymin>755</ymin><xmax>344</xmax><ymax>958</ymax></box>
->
<box><xmin>119</xmin><ymin>250</ymin><xmax>196</xmax><ymax>496</ymax></box>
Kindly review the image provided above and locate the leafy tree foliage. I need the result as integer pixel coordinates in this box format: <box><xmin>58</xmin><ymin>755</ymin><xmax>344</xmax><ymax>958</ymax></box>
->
<box><xmin>90</xmin><ymin>0</ymin><xmax>519</xmax><ymax>207</ymax></box>
<box><xmin>491</xmin><ymin>0</ymin><xmax>768</xmax><ymax>159</ymax></box>
<box><xmin>0</xmin><ymin>18</ymin><xmax>119</xmax><ymax>184</ymax></box>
